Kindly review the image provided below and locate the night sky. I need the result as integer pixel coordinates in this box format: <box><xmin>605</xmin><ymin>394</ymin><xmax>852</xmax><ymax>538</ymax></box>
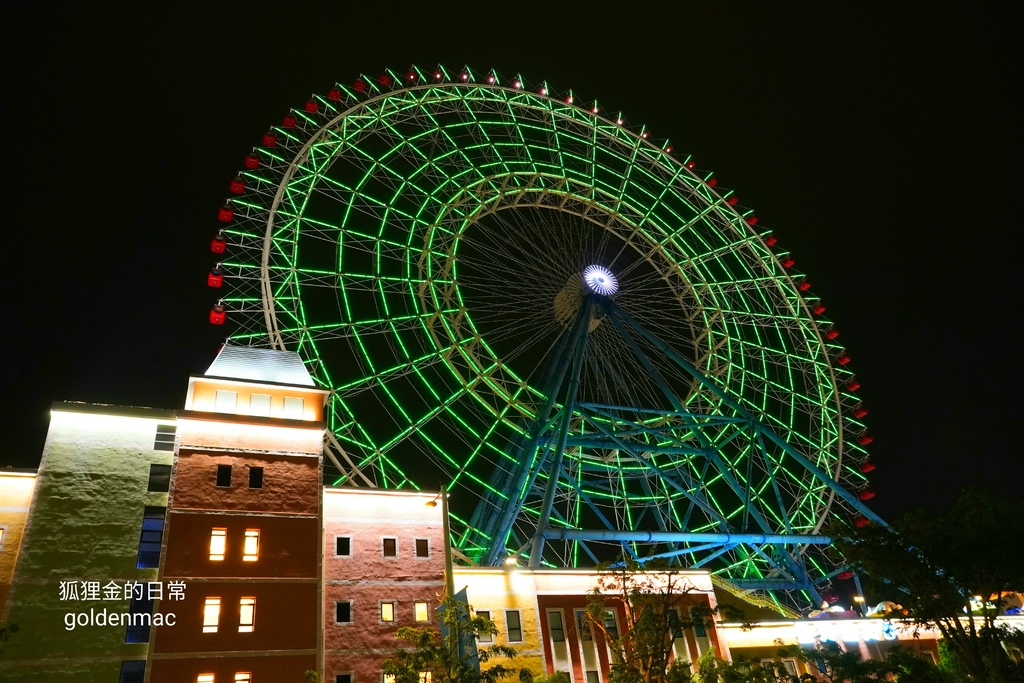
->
<box><xmin>2</xmin><ymin>2</ymin><xmax>1020</xmax><ymax>522</ymax></box>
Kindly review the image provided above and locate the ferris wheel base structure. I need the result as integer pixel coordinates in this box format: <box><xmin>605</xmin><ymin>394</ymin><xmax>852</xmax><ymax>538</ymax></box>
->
<box><xmin>208</xmin><ymin>65</ymin><xmax>886</xmax><ymax>613</ymax></box>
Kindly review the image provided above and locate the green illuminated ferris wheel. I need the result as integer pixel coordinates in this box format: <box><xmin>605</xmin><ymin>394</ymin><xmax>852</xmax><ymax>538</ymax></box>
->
<box><xmin>209</xmin><ymin>65</ymin><xmax>883</xmax><ymax>612</ymax></box>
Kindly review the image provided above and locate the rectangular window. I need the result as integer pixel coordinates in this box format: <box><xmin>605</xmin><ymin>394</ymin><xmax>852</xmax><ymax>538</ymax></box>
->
<box><xmin>203</xmin><ymin>597</ymin><xmax>221</xmax><ymax>633</ymax></box>
<box><xmin>383</xmin><ymin>676</ymin><xmax>396</xmax><ymax>683</ymax></box>
<box><xmin>690</xmin><ymin>608</ymin><xmax>707</xmax><ymax>638</ymax></box>
<box><xmin>248</xmin><ymin>466</ymin><xmax>264</xmax><ymax>489</ymax></box>
<box><xmin>147</xmin><ymin>464</ymin><xmax>171</xmax><ymax>492</ymax></box>
<box><xmin>577</xmin><ymin>610</ymin><xmax>592</xmax><ymax>642</ymax></box>
<box><xmin>235</xmin><ymin>675</ymin><xmax>252</xmax><ymax>683</ymax></box>
<box><xmin>381</xmin><ymin>601</ymin><xmax>396</xmax><ymax>622</ymax></box>
<box><xmin>476</xmin><ymin>610</ymin><xmax>492</xmax><ymax>643</ymax></box>
<box><xmin>382</xmin><ymin>537</ymin><xmax>397</xmax><ymax>557</ymax></box>
<box><xmin>118</xmin><ymin>660</ymin><xmax>146</xmax><ymax>683</ymax></box>
<box><xmin>0</xmin><ymin>526</ymin><xmax>6</xmax><ymax>551</ymax></box>
<box><xmin>153</xmin><ymin>424</ymin><xmax>176</xmax><ymax>451</ymax></box>
<box><xmin>603</xmin><ymin>610</ymin><xmax>620</xmax><ymax>640</ymax></box>
<box><xmin>209</xmin><ymin>528</ymin><xmax>227</xmax><ymax>561</ymax></box>
<box><xmin>238</xmin><ymin>597</ymin><xmax>255</xmax><ymax>633</ymax></box>
<box><xmin>216</xmin><ymin>464</ymin><xmax>232</xmax><ymax>487</ymax></box>
<box><xmin>668</xmin><ymin>608</ymin><xmax>683</xmax><ymax>639</ymax></box>
<box><xmin>782</xmin><ymin>660</ymin><xmax>799</xmax><ymax>677</ymax></box>
<box><xmin>336</xmin><ymin>600</ymin><xmax>352</xmax><ymax>623</ymax></box>
<box><xmin>243</xmin><ymin>529</ymin><xmax>259</xmax><ymax>561</ymax></box>
<box><xmin>249</xmin><ymin>393</ymin><xmax>271</xmax><ymax>417</ymax></box>
<box><xmin>215</xmin><ymin>390</ymin><xmax>238</xmax><ymax>413</ymax></box>
<box><xmin>585</xmin><ymin>673</ymin><xmax>599</xmax><ymax>683</ymax></box>
<box><xmin>548</xmin><ymin>610</ymin><xmax>565</xmax><ymax>643</ymax></box>
<box><xmin>124</xmin><ymin>596</ymin><xmax>154</xmax><ymax>643</ymax></box>
<box><xmin>283</xmin><ymin>396</ymin><xmax>304</xmax><ymax>419</ymax></box>
<box><xmin>414</xmin><ymin>601</ymin><xmax>429</xmax><ymax>622</ymax></box>
<box><xmin>337</xmin><ymin>675</ymin><xmax>353</xmax><ymax>683</ymax></box>
<box><xmin>198</xmin><ymin>676</ymin><xmax>215</xmax><ymax>683</ymax></box>
<box><xmin>420</xmin><ymin>674</ymin><xmax>432</xmax><ymax>683</ymax></box>
<box><xmin>336</xmin><ymin>536</ymin><xmax>352</xmax><ymax>556</ymax></box>
<box><xmin>415</xmin><ymin>538</ymin><xmax>429</xmax><ymax>558</ymax></box>
<box><xmin>136</xmin><ymin>506</ymin><xmax>165</xmax><ymax>569</ymax></box>
<box><xmin>505</xmin><ymin>609</ymin><xmax>523</xmax><ymax>643</ymax></box>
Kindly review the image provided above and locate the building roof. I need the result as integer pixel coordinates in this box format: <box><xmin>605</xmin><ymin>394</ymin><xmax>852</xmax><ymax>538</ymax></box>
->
<box><xmin>205</xmin><ymin>346</ymin><xmax>315</xmax><ymax>387</ymax></box>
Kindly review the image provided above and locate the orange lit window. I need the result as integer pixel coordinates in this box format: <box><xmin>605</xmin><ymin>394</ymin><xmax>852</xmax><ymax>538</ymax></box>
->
<box><xmin>381</xmin><ymin>601</ymin><xmax>396</xmax><ymax>622</ymax></box>
<box><xmin>420</xmin><ymin>673</ymin><xmax>432</xmax><ymax>683</ymax></box>
<box><xmin>235</xmin><ymin>674</ymin><xmax>251</xmax><ymax>683</ymax></box>
<box><xmin>203</xmin><ymin>597</ymin><xmax>221</xmax><ymax>633</ymax></box>
<box><xmin>239</xmin><ymin>597</ymin><xmax>255</xmax><ymax>633</ymax></box>
<box><xmin>383</xmin><ymin>675</ymin><xmax>396</xmax><ymax>683</ymax></box>
<box><xmin>243</xmin><ymin>529</ymin><xmax>259</xmax><ymax>561</ymax></box>
<box><xmin>198</xmin><ymin>676</ymin><xmax>215</xmax><ymax>683</ymax></box>
<box><xmin>415</xmin><ymin>601</ymin><xmax>429</xmax><ymax>622</ymax></box>
<box><xmin>209</xmin><ymin>528</ymin><xmax>226</xmax><ymax>561</ymax></box>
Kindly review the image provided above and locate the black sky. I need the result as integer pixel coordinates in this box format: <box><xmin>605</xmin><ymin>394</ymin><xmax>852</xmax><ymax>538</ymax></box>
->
<box><xmin>2</xmin><ymin>2</ymin><xmax>1020</xmax><ymax>521</ymax></box>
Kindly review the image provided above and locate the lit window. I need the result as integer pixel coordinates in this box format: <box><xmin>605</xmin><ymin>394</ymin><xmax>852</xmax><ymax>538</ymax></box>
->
<box><xmin>0</xmin><ymin>527</ymin><xmax>6</xmax><ymax>550</ymax></box>
<box><xmin>209</xmin><ymin>528</ymin><xmax>226</xmax><ymax>561</ymax></box>
<box><xmin>415</xmin><ymin>538</ymin><xmax>429</xmax><ymax>558</ymax></box>
<box><xmin>215</xmin><ymin>390</ymin><xmax>238</xmax><ymax>413</ymax></box>
<box><xmin>249</xmin><ymin>393</ymin><xmax>270</xmax><ymax>417</ymax></box>
<box><xmin>235</xmin><ymin>675</ymin><xmax>252</xmax><ymax>683</ymax></box>
<box><xmin>381</xmin><ymin>602</ymin><xmax>395</xmax><ymax>622</ymax></box>
<box><xmin>203</xmin><ymin>597</ymin><xmax>221</xmax><ymax>633</ymax></box>
<box><xmin>414</xmin><ymin>601</ymin><xmax>429</xmax><ymax>622</ymax></box>
<box><xmin>476</xmin><ymin>610</ymin><xmax>492</xmax><ymax>643</ymax></box>
<box><xmin>336</xmin><ymin>536</ymin><xmax>351</xmax><ymax>556</ymax></box>
<box><xmin>283</xmin><ymin>396</ymin><xmax>304</xmax><ymax>419</ymax></box>
<box><xmin>198</xmin><ymin>676</ymin><xmax>215</xmax><ymax>683</ymax></box>
<box><xmin>243</xmin><ymin>530</ymin><xmax>259</xmax><ymax>561</ymax></box>
<box><xmin>506</xmin><ymin>609</ymin><xmax>523</xmax><ymax>643</ymax></box>
<box><xmin>420</xmin><ymin>673</ymin><xmax>432</xmax><ymax>683</ymax></box>
<box><xmin>239</xmin><ymin>598</ymin><xmax>255</xmax><ymax>633</ymax></box>
<box><xmin>383</xmin><ymin>675</ymin><xmax>396</xmax><ymax>683</ymax></box>
<box><xmin>382</xmin><ymin>537</ymin><xmax>397</xmax><ymax>557</ymax></box>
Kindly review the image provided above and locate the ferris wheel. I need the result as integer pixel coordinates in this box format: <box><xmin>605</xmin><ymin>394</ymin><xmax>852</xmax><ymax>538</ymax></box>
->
<box><xmin>206</xmin><ymin>65</ymin><xmax>883</xmax><ymax>612</ymax></box>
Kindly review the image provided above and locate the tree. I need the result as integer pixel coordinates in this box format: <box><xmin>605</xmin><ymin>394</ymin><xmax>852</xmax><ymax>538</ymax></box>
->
<box><xmin>383</xmin><ymin>595</ymin><xmax>533</xmax><ymax>683</ymax></box>
<box><xmin>585</xmin><ymin>560</ymin><xmax>742</xmax><ymax>683</ymax></box>
<box><xmin>830</xmin><ymin>488</ymin><xmax>1024</xmax><ymax>683</ymax></box>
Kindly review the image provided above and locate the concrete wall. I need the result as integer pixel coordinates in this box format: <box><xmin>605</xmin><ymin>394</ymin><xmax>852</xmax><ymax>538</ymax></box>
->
<box><xmin>0</xmin><ymin>471</ymin><xmax>35</xmax><ymax>617</ymax></box>
<box><xmin>323</xmin><ymin>488</ymin><xmax>446</xmax><ymax>682</ymax></box>
<box><xmin>0</xmin><ymin>405</ymin><xmax>174</xmax><ymax>682</ymax></box>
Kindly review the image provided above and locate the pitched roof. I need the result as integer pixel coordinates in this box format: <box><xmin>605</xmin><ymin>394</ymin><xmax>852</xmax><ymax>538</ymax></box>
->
<box><xmin>205</xmin><ymin>346</ymin><xmax>315</xmax><ymax>387</ymax></box>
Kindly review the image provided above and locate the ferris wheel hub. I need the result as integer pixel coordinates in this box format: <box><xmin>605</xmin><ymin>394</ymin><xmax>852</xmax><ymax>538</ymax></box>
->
<box><xmin>583</xmin><ymin>265</ymin><xmax>618</xmax><ymax>296</ymax></box>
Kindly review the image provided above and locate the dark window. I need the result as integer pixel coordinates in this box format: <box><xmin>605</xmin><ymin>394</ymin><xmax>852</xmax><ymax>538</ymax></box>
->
<box><xmin>337</xmin><ymin>676</ymin><xmax>352</xmax><ymax>683</ymax></box>
<box><xmin>690</xmin><ymin>608</ymin><xmax>707</xmax><ymax>637</ymax></box>
<box><xmin>119</xmin><ymin>661</ymin><xmax>146</xmax><ymax>683</ymax></box>
<box><xmin>336</xmin><ymin>601</ymin><xmax>352</xmax><ymax>623</ymax></box>
<box><xmin>382</xmin><ymin>537</ymin><xmax>397</xmax><ymax>557</ymax></box>
<box><xmin>506</xmin><ymin>610</ymin><xmax>523</xmax><ymax>642</ymax></box>
<box><xmin>668</xmin><ymin>608</ymin><xmax>683</xmax><ymax>639</ymax></box>
<box><xmin>248</xmin><ymin>466</ymin><xmax>264</xmax><ymax>489</ymax></box>
<box><xmin>577</xmin><ymin>611</ymin><xmax>592</xmax><ymax>641</ymax></box>
<box><xmin>136</xmin><ymin>506</ymin><xmax>165</xmax><ymax>569</ymax></box>
<box><xmin>147</xmin><ymin>464</ymin><xmax>171</xmax><ymax>493</ymax></box>
<box><xmin>336</xmin><ymin>536</ymin><xmax>351</xmax><ymax>556</ymax></box>
<box><xmin>477</xmin><ymin>610</ymin><xmax>492</xmax><ymax>643</ymax></box>
<box><xmin>548</xmin><ymin>610</ymin><xmax>565</xmax><ymax>643</ymax></box>
<box><xmin>216</xmin><ymin>464</ymin><xmax>232</xmax><ymax>487</ymax></box>
<box><xmin>153</xmin><ymin>424</ymin><xmax>176</xmax><ymax>452</ymax></box>
<box><xmin>603</xmin><ymin>610</ymin><xmax>619</xmax><ymax>640</ymax></box>
<box><xmin>415</xmin><ymin>538</ymin><xmax>429</xmax><ymax>558</ymax></box>
<box><xmin>124</xmin><ymin>596</ymin><xmax>154</xmax><ymax>643</ymax></box>
<box><xmin>586</xmin><ymin>672</ymin><xmax>600</xmax><ymax>683</ymax></box>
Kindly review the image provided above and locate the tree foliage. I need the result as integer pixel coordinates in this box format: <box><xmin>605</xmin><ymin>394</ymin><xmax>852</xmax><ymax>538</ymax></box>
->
<box><xmin>830</xmin><ymin>489</ymin><xmax>1024</xmax><ymax>683</ymax></box>
<box><xmin>585</xmin><ymin>561</ymin><xmax>742</xmax><ymax>683</ymax></box>
<box><xmin>382</xmin><ymin>595</ymin><xmax>533</xmax><ymax>683</ymax></box>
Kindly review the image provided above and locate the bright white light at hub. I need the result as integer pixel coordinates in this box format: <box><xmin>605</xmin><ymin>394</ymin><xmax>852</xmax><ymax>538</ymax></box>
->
<box><xmin>583</xmin><ymin>265</ymin><xmax>618</xmax><ymax>295</ymax></box>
